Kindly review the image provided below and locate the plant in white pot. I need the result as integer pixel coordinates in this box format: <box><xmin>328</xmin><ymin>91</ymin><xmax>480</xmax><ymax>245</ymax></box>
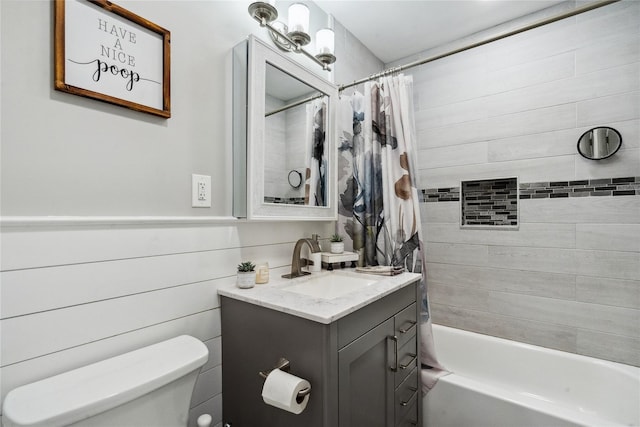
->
<box><xmin>330</xmin><ymin>234</ymin><xmax>344</xmax><ymax>254</ymax></box>
<box><xmin>236</xmin><ymin>261</ymin><xmax>256</xmax><ymax>289</ymax></box>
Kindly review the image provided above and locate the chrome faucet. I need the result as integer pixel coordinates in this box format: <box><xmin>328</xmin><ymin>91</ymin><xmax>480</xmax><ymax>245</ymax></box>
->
<box><xmin>282</xmin><ymin>238</ymin><xmax>322</xmax><ymax>279</ymax></box>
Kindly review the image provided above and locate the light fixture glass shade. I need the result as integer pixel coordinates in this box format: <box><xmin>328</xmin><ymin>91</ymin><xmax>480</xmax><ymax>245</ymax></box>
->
<box><xmin>288</xmin><ymin>3</ymin><xmax>309</xmax><ymax>34</ymax></box>
<box><xmin>315</xmin><ymin>28</ymin><xmax>334</xmax><ymax>55</ymax></box>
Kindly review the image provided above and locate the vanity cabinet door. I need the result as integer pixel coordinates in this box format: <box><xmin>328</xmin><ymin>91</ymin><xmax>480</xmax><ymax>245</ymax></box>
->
<box><xmin>338</xmin><ymin>318</ymin><xmax>395</xmax><ymax>427</ymax></box>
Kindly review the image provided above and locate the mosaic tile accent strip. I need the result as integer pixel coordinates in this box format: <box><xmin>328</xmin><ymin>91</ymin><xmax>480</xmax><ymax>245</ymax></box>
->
<box><xmin>421</xmin><ymin>187</ymin><xmax>460</xmax><ymax>202</ymax></box>
<box><xmin>519</xmin><ymin>177</ymin><xmax>640</xmax><ymax>199</ymax></box>
<box><xmin>461</xmin><ymin>178</ymin><xmax>518</xmax><ymax>227</ymax></box>
<box><xmin>421</xmin><ymin>177</ymin><xmax>640</xmax><ymax>203</ymax></box>
<box><xmin>264</xmin><ymin>196</ymin><xmax>306</xmax><ymax>205</ymax></box>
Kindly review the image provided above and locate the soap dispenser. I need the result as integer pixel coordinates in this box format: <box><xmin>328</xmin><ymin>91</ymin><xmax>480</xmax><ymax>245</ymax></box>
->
<box><xmin>309</xmin><ymin>234</ymin><xmax>322</xmax><ymax>272</ymax></box>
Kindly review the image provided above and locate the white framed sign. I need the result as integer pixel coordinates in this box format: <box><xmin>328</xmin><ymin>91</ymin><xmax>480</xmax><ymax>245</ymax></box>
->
<box><xmin>55</xmin><ymin>0</ymin><xmax>171</xmax><ymax>118</ymax></box>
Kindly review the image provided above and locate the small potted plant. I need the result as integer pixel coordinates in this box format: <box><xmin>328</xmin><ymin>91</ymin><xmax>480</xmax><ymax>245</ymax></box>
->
<box><xmin>236</xmin><ymin>261</ymin><xmax>256</xmax><ymax>289</ymax></box>
<box><xmin>330</xmin><ymin>233</ymin><xmax>344</xmax><ymax>254</ymax></box>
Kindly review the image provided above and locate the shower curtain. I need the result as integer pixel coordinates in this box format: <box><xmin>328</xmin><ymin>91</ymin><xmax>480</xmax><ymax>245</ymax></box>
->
<box><xmin>305</xmin><ymin>98</ymin><xmax>327</xmax><ymax>206</ymax></box>
<box><xmin>336</xmin><ymin>74</ymin><xmax>446</xmax><ymax>391</ymax></box>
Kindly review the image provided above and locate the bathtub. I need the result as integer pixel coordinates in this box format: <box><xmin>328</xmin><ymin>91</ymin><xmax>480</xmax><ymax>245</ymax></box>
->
<box><xmin>423</xmin><ymin>324</ymin><xmax>640</xmax><ymax>427</ymax></box>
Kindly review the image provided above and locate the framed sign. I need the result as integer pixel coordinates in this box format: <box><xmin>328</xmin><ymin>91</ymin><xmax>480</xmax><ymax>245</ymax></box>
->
<box><xmin>55</xmin><ymin>0</ymin><xmax>171</xmax><ymax>118</ymax></box>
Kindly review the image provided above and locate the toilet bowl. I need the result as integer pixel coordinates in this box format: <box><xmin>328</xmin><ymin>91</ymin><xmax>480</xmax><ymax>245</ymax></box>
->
<box><xmin>2</xmin><ymin>335</ymin><xmax>208</xmax><ymax>427</ymax></box>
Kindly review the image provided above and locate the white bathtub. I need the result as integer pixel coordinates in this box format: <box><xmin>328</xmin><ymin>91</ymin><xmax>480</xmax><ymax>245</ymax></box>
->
<box><xmin>423</xmin><ymin>324</ymin><xmax>640</xmax><ymax>427</ymax></box>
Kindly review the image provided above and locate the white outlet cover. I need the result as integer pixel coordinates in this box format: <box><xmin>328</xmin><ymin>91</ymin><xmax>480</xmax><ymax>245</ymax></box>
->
<box><xmin>192</xmin><ymin>174</ymin><xmax>211</xmax><ymax>207</ymax></box>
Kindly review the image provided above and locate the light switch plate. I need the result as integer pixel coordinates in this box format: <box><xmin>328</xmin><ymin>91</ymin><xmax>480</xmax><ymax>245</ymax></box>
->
<box><xmin>192</xmin><ymin>174</ymin><xmax>211</xmax><ymax>207</ymax></box>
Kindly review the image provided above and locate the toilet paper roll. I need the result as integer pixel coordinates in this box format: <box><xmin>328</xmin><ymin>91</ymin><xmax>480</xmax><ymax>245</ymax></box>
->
<box><xmin>261</xmin><ymin>369</ymin><xmax>310</xmax><ymax>414</ymax></box>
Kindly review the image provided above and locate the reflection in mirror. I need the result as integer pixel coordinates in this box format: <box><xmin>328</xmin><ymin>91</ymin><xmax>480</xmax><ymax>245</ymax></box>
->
<box><xmin>577</xmin><ymin>126</ymin><xmax>622</xmax><ymax>160</ymax></box>
<box><xmin>288</xmin><ymin>170</ymin><xmax>303</xmax><ymax>189</ymax></box>
<box><xmin>264</xmin><ymin>62</ymin><xmax>328</xmax><ymax>206</ymax></box>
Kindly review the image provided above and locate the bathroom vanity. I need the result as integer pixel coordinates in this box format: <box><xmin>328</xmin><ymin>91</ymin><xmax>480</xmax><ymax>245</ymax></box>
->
<box><xmin>218</xmin><ymin>270</ymin><xmax>422</xmax><ymax>427</ymax></box>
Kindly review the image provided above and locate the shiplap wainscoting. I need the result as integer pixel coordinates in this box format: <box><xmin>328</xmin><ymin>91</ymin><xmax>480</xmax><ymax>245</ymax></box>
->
<box><xmin>408</xmin><ymin>0</ymin><xmax>640</xmax><ymax>366</ymax></box>
<box><xmin>0</xmin><ymin>220</ymin><xmax>332</xmax><ymax>427</ymax></box>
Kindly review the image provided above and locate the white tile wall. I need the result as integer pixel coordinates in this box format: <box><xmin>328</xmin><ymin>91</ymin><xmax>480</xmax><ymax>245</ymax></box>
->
<box><xmin>285</xmin><ymin>103</ymin><xmax>309</xmax><ymax>199</ymax></box>
<box><xmin>488</xmin><ymin>119</ymin><xmax>640</xmax><ymax>162</ymax></box>
<box><xmin>487</xmin><ymin>63</ymin><xmax>639</xmax><ymax>118</ymax></box>
<box><xmin>486</xmin><ymin>52</ymin><xmax>575</xmax><ymax>95</ymax></box>
<box><xmin>576</xmin><ymin>276</ymin><xmax>640</xmax><ymax>310</ymax></box>
<box><xmin>426</xmin><ymin>263</ymin><xmax>576</xmax><ymax>300</ymax></box>
<box><xmin>520</xmin><ymin>196</ymin><xmax>640</xmax><ymax>224</ymax></box>
<box><xmin>265</xmin><ymin>95</ymin><xmax>287</xmax><ymax>197</ymax></box>
<box><xmin>576</xmin><ymin>224</ymin><xmax>640</xmax><ymax>252</ymax></box>
<box><xmin>0</xmin><ymin>221</ymin><xmax>332</xmax><ymax>425</ymax></box>
<box><xmin>575</xmin><ymin>148</ymin><xmax>640</xmax><ymax>179</ymax></box>
<box><xmin>576</xmin><ymin>330</ymin><xmax>640</xmax><ymax>366</ymax></box>
<box><xmin>425</xmin><ymin>222</ymin><xmax>576</xmax><ymax>249</ymax></box>
<box><xmin>577</xmin><ymin>91</ymin><xmax>640</xmax><ymax>127</ymax></box>
<box><xmin>417</xmin><ymin>142</ymin><xmax>488</xmax><ymax>169</ymax></box>
<box><xmin>420</xmin><ymin>155</ymin><xmax>576</xmax><ymax>189</ymax></box>
<box><xmin>430</xmin><ymin>303</ymin><xmax>578</xmax><ymax>353</ymax></box>
<box><xmin>575</xmin><ymin>32</ymin><xmax>640</xmax><ymax>75</ymax></box>
<box><xmin>417</xmin><ymin>103</ymin><xmax>578</xmax><ymax>150</ymax></box>
<box><xmin>409</xmin><ymin>1</ymin><xmax>640</xmax><ymax>365</ymax></box>
<box><xmin>430</xmin><ymin>283</ymin><xmax>640</xmax><ymax>338</ymax></box>
<box><xmin>484</xmin><ymin>19</ymin><xmax>578</xmax><ymax>71</ymax></box>
<box><xmin>425</xmin><ymin>242</ymin><xmax>489</xmax><ymax>267</ymax></box>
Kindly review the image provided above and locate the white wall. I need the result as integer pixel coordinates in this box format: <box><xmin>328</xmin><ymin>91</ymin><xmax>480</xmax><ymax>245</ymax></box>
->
<box><xmin>0</xmin><ymin>1</ymin><xmax>383</xmax><ymax>426</ymax></box>
<box><xmin>403</xmin><ymin>1</ymin><xmax>640</xmax><ymax>366</ymax></box>
<box><xmin>2</xmin><ymin>0</ymin><xmax>248</xmax><ymax>217</ymax></box>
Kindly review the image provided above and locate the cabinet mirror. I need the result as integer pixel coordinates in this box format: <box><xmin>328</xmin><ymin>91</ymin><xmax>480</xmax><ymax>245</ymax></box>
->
<box><xmin>233</xmin><ymin>35</ymin><xmax>338</xmax><ymax>220</ymax></box>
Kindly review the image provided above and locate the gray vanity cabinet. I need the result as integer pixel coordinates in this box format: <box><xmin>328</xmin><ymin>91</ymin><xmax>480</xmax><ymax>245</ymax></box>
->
<box><xmin>338</xmin><ymin>317</ymin><xmax>395</xmax><ymax>426</ymax></box>
<box><xmin>337</xmin><ymin>296</ymin><xmax>420</xmax><ymax>427</ymax></box>
<box><xmin>220</xmin><ymin>279</ymin><xmax>421</xmax><ymax>427</ymax></box>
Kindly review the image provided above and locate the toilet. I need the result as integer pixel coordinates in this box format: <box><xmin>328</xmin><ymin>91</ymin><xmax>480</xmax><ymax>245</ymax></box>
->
<box><xmin>2</xmin><ymin>335</ymin><xmax>208</xmax><ymax>427</ymax></box>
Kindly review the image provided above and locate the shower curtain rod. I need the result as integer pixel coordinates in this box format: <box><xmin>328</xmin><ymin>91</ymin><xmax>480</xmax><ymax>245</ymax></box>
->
<box><xmin>266</xmin><ymin>92</ymin><xmax>325</xmax><ymax>117</ymax></box>
<box><xmin>339</xmin><ymin>0</ymin><xmax>619</xmax><ymax>92</ymax></box>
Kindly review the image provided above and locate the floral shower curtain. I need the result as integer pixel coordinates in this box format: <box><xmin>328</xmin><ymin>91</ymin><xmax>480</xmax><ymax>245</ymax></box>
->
<box><xmin>336</xmin><ymin>74</ymin><xmax>445</xmax><ymax>390</ymax></box>
<box><xmin>305</xmin><ymin>98</ymin><xmax>327</xmax><ymax>206</ymax></box>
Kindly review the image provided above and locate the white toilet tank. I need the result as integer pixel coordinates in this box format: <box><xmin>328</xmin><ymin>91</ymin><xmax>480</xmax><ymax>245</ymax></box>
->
<box><xmin>2</xmin><ymin>335</ymin><xmax>208</xmax><ymax>427</ymax></box>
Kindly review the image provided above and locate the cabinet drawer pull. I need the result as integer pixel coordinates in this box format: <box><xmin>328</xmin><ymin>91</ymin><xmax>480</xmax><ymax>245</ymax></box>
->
<box><xmin>399</xmin><ymin>389</ymin><xmax>418</xmax><ymax>407</ymax></box>
<box><xmin>399</xmin><ymin>353</ymin><xmax>417</xmax><ymax>370</ymax></box>
<box><xmin>398</xmin><ymin>320</ymin><xmax>417</xmax><ymax>334</ymax></box>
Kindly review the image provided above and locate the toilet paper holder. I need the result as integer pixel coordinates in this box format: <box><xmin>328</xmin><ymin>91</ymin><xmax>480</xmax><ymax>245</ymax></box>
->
<box><xmin>259</xmin><ymin>357</ymin><xmax>311</xmax><ymax>398</ymax></box>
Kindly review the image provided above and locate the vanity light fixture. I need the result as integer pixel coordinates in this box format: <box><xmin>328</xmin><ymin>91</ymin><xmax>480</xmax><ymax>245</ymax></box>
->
<box><xmin>248</xmin><ymin>1</ymin><xmax>337</xmax><ymax>71</ymax></box>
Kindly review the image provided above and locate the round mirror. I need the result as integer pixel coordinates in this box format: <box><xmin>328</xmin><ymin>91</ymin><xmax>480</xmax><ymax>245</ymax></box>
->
<box><xmin>577</xmin><ymin>126</ymin><xmax>622</xmax><ymax>160</ymax></box>
<box><xmin>288</xmin><ymin>170</ymin><xmax>302</xmax><ymax>188</ymax></box>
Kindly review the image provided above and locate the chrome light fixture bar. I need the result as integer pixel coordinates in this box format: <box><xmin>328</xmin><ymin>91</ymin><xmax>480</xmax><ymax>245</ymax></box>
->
<box><xmin>248</xmin><ymin>1</ymin><xmax>336</xmax><ymax>71</ymax></box>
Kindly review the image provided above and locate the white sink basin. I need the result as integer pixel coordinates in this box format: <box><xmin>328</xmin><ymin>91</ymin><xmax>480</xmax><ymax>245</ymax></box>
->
<box><xmin>283</xmin><ymin>272</ymin><xmax>379</xmax><ymax>300</ymax></box>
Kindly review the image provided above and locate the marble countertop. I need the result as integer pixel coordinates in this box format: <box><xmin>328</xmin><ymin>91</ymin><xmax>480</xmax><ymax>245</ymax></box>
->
<box><xmin>217</xmin><ymin>269</ymin><xmax>421</xmax><ymax>324</ymax></box>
